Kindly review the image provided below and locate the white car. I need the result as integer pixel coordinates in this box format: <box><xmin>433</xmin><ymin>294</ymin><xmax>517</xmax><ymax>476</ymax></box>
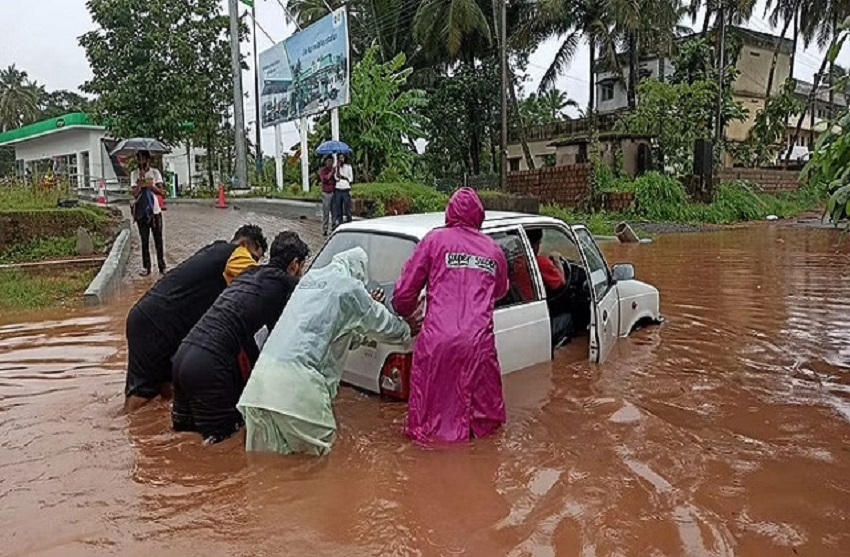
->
<box><xmin>310</xmin><ymin>212</ymin><xmax>662</xmax><ymax>399</ymax></box>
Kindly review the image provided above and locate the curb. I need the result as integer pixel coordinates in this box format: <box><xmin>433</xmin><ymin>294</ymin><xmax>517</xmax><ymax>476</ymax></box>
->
<box><xmin>83</xmin><ymin>219</ymin><xmax>132</xmax><ymax>306</ymax></box>
<box><xmin>168</xmin><ymin>197</ymin><xmax>323</xmax><ymax>221</ymax></box>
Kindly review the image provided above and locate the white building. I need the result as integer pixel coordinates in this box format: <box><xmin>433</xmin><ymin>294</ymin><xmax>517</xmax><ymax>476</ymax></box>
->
<box><xmin>0</xmin><ymin>113</ymin><xmax>206</xmax><ymax>193</ymax></box>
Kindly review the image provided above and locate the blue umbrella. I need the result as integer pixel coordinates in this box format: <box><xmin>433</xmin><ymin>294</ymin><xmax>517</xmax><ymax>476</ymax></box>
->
<box><xmin>316</xmin><ymin>140</ymin><xmax>353</xmax><ymax>156</ymax></box>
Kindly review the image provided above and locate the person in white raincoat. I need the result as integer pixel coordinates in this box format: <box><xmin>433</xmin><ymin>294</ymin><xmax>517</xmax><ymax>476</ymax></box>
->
<box><xmin>237</xmin><ymin>247</ymin><xmax>411</xmax><ymax>455</ymax></box>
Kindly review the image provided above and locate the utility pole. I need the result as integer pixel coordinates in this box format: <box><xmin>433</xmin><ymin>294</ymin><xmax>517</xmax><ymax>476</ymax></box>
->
<box><xmin>228</xmin><ymin>0</ymin><xmax>249</xmax><ymax>189</ymax></box>
<box><xmin>714</xmin><ymin>1</ymin><xmax>727</xmax><ymax>146</ymax></box>
<box><xmin>252</xmin><ymin>3</ymin><xmax>263</xmax><ymax>178</ymax></box>
<box><xmin>828</xmin><ymin>7</ymin><xmax>838</xmax><ymax>120</ymax></box>
<box><xmin>499</xmin><ymin>0</ymin><xmax>507</xmax><ymax>190</ymax></box>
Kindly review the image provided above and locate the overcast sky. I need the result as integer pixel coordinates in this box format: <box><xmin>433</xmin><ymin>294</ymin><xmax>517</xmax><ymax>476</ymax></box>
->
<box><xmin>2</xmin><ymin>0</ymin><xmax>847</xmax><ymax>154</ymax></box>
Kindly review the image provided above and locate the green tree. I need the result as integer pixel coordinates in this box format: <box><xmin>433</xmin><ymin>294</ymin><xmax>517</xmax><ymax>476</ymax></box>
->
<box><xmin>414</xmin><ymin>0</ymin><xmax>493</xmax><ymax>63</ymax></box>
<box><xmin>519</xmin><ymin>89</ymin><xmax>580</xmax><ymax>124</ymax></box>
<box><xmin>622</xmin><ymin>58</ymin><xmax>747</xmax><ymax>175</ymax></box>
<box><xmin>79</xmin><ymin>0</ymin><xmax>240</xmax><ymax>148</ymax></box>
<box><xmin>0</xmin><ymin>65</ymin><xmax>41</xmax><ymax>132</ymax></box>
<box><xmin>313</xmin><ymin>46</ymin><xmax>426</xmax><ymax>181</ymax></box>
<box><xmin>423</xmin><ymin>58</ymin><xmax>500</xmax><ymax>177</ymax></box>
<box><xmin>39</xmin><ymin>90</ymin><xmax>93</xmax><ymax>120</ymax></box>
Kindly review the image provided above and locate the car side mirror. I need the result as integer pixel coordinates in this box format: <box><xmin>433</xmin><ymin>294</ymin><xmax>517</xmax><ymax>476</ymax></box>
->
<box><xmin>612</xmin><ymin>263</ymin><xmax>635</xmax><ymax>282</ymax></box>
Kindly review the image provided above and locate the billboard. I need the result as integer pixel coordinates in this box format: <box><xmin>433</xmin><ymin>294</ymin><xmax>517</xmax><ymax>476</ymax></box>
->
<box><xmin>260</xmin><ymin>8</ymin><xmax>350</xmax><ymax>128</ymax></box>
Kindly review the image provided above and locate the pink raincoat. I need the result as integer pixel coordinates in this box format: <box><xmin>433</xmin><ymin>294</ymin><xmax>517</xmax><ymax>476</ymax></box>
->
<box><xmin>393</xmin><ymin>188</ymin><xmax>510</xmax><ymax>444</ymax></box>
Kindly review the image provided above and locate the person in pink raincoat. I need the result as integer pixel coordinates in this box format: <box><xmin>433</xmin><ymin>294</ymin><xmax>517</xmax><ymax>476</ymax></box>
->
<box><xmin>393</xmin><ymin>188</ymin><xmax>510</xmax><ymax>444</ymax></box>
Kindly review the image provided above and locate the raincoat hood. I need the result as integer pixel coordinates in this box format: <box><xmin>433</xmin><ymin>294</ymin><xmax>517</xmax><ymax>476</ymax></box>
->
<box><xmin>445</xmin><ymin>188</ymin><xmax>485</xmax><ymax>230</ymax></box>
<box><xmin>330</xmin><ymin>247</ymin><xmax>369</xmax><ymax>284</ymax></box>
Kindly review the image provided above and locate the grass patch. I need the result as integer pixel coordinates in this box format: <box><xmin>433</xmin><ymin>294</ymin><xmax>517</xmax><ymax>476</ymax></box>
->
<box><xmin>0</xmin><ymin>184</ymin><xmax>76</xmax><ymax>210</ymax></box>
<box><xmin>541</xmin><ymin>204</ymin><xmax>630</xmax><ymax>237</ymax></box>
<box><xmin>0</xmin><ymin>234</ymin><xmax>109</xmax><ymax>264</ymax></box>
<box><xmin>0</xmin><ymin>268</ymin><xmax>96</xmax><ymax>312</ymax></box>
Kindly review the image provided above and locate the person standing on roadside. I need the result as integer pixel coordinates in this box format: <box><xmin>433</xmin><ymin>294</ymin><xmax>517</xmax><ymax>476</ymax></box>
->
<box><xmin>334</xmin><ymin>154</ymin><xmax>354</xmax><ymax>225</ymax></box>
<box><xmin>131</xmin><ymin>150</ymin><xmax>166</xmax><ymax>276</ymax></box>
<box><xmin>319</xmin><ymin>156</ymin><xmax>337</xmax><ymax>236</ymax></box>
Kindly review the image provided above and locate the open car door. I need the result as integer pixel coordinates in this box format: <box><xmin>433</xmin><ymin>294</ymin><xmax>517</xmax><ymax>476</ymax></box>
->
<box><xmin>573</xmin><ymin>227</ymin><xmax>619</xmax><ymax>363</ymax></box>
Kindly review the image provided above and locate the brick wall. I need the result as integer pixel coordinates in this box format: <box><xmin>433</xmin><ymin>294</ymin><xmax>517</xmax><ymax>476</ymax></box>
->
<box><xmin>506</xmin><ymin>163</ymin><xmax>592</xmax><ymax>208</ymax></box>
<box><xmin>717</xmin><ymin>168</ymin><xmax>802</xmax><ymax>195</ymax></box>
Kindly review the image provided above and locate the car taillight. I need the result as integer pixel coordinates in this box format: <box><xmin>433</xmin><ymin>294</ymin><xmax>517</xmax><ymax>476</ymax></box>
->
<box><xmin>380</xmin><ymin>352</ymin><xmax>411</xmax><ymax>400</ymax></box>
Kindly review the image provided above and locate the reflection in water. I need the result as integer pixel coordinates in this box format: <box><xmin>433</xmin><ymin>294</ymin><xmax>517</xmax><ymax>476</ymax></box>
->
<box><xmin>1</xmin><ymin>226</ymin><xmax>849</xmax><ymax>556</ymax></box>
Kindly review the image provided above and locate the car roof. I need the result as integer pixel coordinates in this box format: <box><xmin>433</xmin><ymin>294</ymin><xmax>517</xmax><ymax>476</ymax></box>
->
<box><xmin>336</xmin><ymin>211</ymin><xmax>574</xmax><ymax>240</ymax></box>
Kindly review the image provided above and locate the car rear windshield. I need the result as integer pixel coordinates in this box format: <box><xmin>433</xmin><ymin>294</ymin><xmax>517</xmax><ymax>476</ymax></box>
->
<box><xmin>310</xmin><ymin>231</ymin><xmax>417</xmax><ymax>284</ymax></box>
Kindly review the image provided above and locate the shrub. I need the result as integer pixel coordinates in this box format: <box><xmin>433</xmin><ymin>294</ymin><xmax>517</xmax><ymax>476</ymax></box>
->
<box><xmin>632</xmin><ymin>172</ymin><xmax>692</xmax><ymax>221</ymax></box>
<box><xmin>353</xmin><ymin>183</ymin><xmax>449</xmax><ymax>216</ymax></box>
<box><xmin>593</xmin><ymin>163</ymin><xmax>634</xmax><ymax>194</ymax></box>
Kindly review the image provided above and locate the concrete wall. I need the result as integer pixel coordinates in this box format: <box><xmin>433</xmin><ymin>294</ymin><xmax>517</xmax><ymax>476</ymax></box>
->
<box><xmin>734</xmin><ymin>46</ymin><xmax>790</xmax><ymax>98</ymax></box>
<box><xmin>506</xmin><ymin>164</ymin><xmax>592</xmax><ymax>208</ymax></box>
<box><xmin>506</xmin><ymin>140</ymin><xmax>556</xmax><ymax>171</ymax></box>
<box><xmin>597</xmin><ymin>58</ymin><xmax>675</xmax><ymax>113</ymax></box>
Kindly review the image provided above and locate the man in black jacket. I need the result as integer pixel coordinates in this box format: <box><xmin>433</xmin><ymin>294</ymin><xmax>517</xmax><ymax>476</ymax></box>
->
<box><xmin>172</xmin><ymin>231</ymin><xmax>310</xmax><ymax>444</ymax></box>
<box><xmin>124</xmin><ymin>224</ymin><xmax>268</xmax><ymax>413</ymax></box>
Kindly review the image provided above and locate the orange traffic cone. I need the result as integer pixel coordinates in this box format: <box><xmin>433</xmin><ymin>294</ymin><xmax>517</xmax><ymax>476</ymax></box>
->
<box><xmin>216</xmin><ymin>183</ymin><xmax>228</xmax><ymax>209</ymax></box>
<box><xmin>96</xmin><ymin>181</ymin><xmax>108</xmax><ymax>207</ymax></box>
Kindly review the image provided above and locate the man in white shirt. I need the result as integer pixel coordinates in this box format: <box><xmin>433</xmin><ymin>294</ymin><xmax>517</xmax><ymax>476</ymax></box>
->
<box><xmin>334</xmin><ymin>154</ymin><xmax>354</xmax><ymax>225</ymax></box>
<box><xmin>131</xmin><ymin>150</ymin><xmax>166</xmax><ymax>276</ymax></box>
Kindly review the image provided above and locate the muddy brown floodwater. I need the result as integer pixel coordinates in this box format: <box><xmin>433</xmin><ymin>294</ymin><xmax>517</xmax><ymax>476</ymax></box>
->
<box><xmin>2</xmin><ymin>207</ymin><xmax>849</xmax><ymax>556</ymax></box>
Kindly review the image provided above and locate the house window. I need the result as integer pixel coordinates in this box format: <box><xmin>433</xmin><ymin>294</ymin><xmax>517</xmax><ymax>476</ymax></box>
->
<box><xmin>194</xmin><ymin>154</ymin><xmax>207</xmax><ymax>172</ymax></box>
<box><xmin>600</xmin><ymin>82</ymin><xmax>615</xmax><ymax>102</ymax></box>
<box><xmin>508</xmin><ymin>157</ymin><xmax>521</xmax><ymax>172</ymax></box>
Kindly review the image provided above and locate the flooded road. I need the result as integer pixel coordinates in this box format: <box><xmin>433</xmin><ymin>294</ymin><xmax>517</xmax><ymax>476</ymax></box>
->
<box><xmin>2</xmin><ymin>206</ymin><xmax>849</xmax><ymax>556</ymax></box>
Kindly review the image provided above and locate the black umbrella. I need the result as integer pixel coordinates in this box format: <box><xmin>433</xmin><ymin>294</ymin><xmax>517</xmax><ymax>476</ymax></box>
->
<box><xmin>110</xmin><ymin>138</ymin><xmax>171</xmax><ymax>157</ymax></box>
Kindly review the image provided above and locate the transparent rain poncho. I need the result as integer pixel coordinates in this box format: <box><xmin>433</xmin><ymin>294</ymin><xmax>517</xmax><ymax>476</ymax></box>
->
<box><xmin>237</xmin><ymin>247</ymin><xmax>411</xmax><ymax>456</ymax></box>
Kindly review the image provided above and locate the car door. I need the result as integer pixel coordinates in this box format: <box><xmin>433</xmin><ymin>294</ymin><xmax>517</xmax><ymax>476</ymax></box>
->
<box><xmin>573</xmin><ymin>226</ymin><xmax>620</xmax><ymax>363</ymax></box>
<box><xmin>486</xmin><ymin>227</ymin><xmax>551</xmax><ymax>373</ymax></box>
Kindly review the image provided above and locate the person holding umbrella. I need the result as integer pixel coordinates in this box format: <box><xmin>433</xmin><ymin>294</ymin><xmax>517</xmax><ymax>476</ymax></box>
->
<box><xmin>316</xmin><ymin>140</ymin><xmax>354</xmax><ymax>227</ymax></box>
<box><xmin>334</xmin><ymin>153</ymin><xmax>354</xmax><ymax>225</ymax></box>
<box><xmin>113</xmin><ymin>138</ymin><xmax>172</xmax><ymax>276</ymax></box>
<box><xmin>132</xmin><ymin>149</ymin><xmax>167</xmax><ymax>276</ymax></box>
<box><xmin>318</xmin><ymin>156</ymin><xmax>337</xmax><ymax>236</ymax></box>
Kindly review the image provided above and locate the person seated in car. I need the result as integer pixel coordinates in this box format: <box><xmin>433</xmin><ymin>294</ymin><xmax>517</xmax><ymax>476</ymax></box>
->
<box><xmin>525</xmin><ymin>228</ymin><xmax>566</xmax><ymax>294</ymax></box>
<box><xmin>525</xmin><ymin>228</ymin><xmax>573</xmax><ymax>350</ymax></box>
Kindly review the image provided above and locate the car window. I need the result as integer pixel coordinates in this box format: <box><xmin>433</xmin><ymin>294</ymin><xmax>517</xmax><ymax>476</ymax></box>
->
<box><xmin>311</xmin><ymin>231</ymin><xmax>416</xmax><ymax>284</ymax></box>
<box><xmin>527</xmin><ymin>226</ymin><xmax>583</xmax><ymax>265</ymax></box>
<box><xmin>574</xmin><ymin>228</ymin><xmax>611</xmax><ymax>299</ymax></box>
<box><xmin>488</xmin><ymin>229</ymin><xmax>540</xmax><ymax>308</ymax></box>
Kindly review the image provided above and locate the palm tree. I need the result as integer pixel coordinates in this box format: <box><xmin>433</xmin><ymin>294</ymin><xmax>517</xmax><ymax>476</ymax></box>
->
<box><xmin>0</xmin><ymin>65</ymin><xmax>41</xmax><ymax>132</ymax></box>
<box><xmin>520</xmin><ymin>0</ymin><xmax>621</xmax><ymax>115</ymax></box>
<box><xmin>538</xmin><ymin>88</ymin><xmax>580</xmax><ymax>120</ymax></box>
<box><xmin>413</xmin><ymin>0</ymin><xmax>492</xmax><ymax>64</ymax></box>
<box><xmin>611</xmin><ymin>0</ymin><xmax>684</xmax><ymax>109</ymax></box>
<box><xmin>763</xmin><ymin>0</ymin><xmax>800</xmax><ymax>97</ymax></box>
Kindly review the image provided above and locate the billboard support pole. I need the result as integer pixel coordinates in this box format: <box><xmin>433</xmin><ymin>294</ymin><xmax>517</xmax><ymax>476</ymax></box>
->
<box><xmin>252</xmin><ymin>3</ymin><xmax>263</xmax><ymax>178</ymax></box>
<box><xmin>274</xmin><ymin>124</ymin><xmax>284</xmax><ymax>190</ymax></box>
<box><xmin>300</xmin><ymin>117</ymin><xmax>310</xmax><ymax>193</ymax></box>
<box><xmin>228</xmin><ymin>0</ymin><xmax>249</xmax><ymax>189</ymax></box>
<box><xmin>331</xmin><ymin>108</ymin><xmax>340</xmax><ymax>141</ymax></box>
